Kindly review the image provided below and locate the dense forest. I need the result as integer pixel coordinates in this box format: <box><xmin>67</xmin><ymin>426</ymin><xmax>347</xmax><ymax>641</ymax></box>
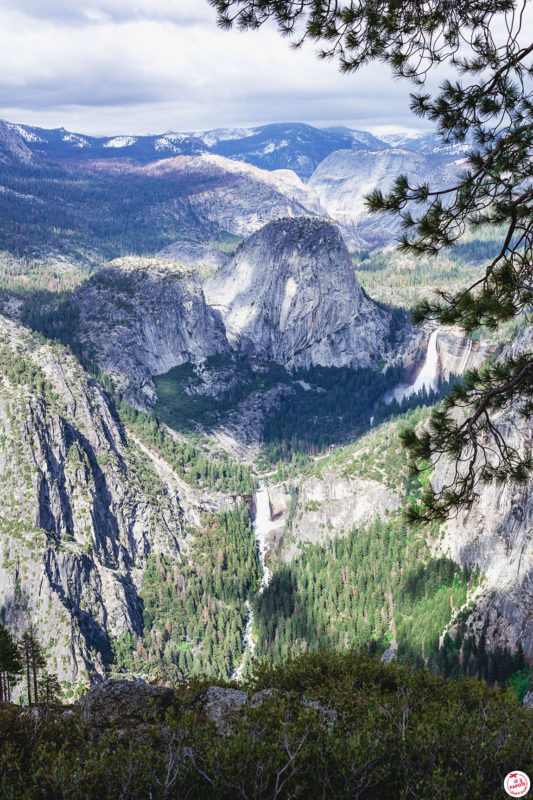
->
<box><xmin>0</xmin><ymin>162</ymin><xmax>232</xmax><ymax>258</ymax></box>
<box><xmin>113</xmin><ymin>505</ymin><xmax>260</xmax><ymax>681</ymax></box>
<box><xmin>252</xmin><ymin>514</ymin><xmax>471</xmax><ymax>662</ymax></box>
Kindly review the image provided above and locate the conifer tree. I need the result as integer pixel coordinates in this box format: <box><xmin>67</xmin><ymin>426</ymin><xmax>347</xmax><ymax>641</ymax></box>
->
<box><xmin>20</xmin><ymin>624</ymin><xmax>46</xmax><ymax>705</ymax></box>
<box><xmin>0</xmin><ymin>625</ymin><xmax>22</xmax><ymax>703</ymax></box>
<box><xmin>38</xmin><ymin>671</ymin><xmax>62</xmax><ymax>706</ymax></box>
<box><xmin>211</xmin><ymin>0</ymin><xmax>533</xmax><ymax>519</ymax></box>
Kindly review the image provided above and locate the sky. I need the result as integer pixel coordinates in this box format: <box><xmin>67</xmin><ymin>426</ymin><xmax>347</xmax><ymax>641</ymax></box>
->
<box><xmin>0</xmin><ymin>0</ymin><xmax>431</xmax><ymax>136</ymax></box>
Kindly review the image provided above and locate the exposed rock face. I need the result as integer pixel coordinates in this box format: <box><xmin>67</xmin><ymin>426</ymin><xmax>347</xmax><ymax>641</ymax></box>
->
<box><xmin>79</xmin><ymin>679</ymin><xmax>174</xmax><ymax>730</ymax></box>
<box><xmin>435</xmin><ymin>326</ymin><xmax>533</xmax><ymax>655</ymax></box>
<box><xmin>283</xmin><ymin>473</ymin><xmax>401</xmax><ymax>560</ymax></box>
<box><xmin>144</xmin><ymin>154</ymin><xmax>327</xmax><ymax>239</ymax></box>
<box><xmin>198</xmin><ymin>686</ymin><xmax>249</xmax><ymax>733</ymax></box>
<box><xmin>156</xmin><ymin>241</ymin><xmax>229</xmax><ymax>278</ymax></box>
<box><xmin>75</xmin><ymin>257</ymin><xmax>229</xmax><ymax>406</ymax></box>
<box><xmin>308</xmin><ymin>148</ymin><xmax>458</xmax><ymax>248</ymax></box>
<box><xmin>435</xmin><ymin>329</ymin><xmax>497</xmax><ymax>380</ymax></box>
<box><xmin>204</xmin><ymin>216</ymin><xmax>389</xmax><ymax>370</ymax></box>
<box><xmin>0</xmin><ymin>120</ymin><xmax>34</xmax><ymax>165</ymax></box>
<box><xmin>0</xmin><ymin>316</ymin><xmax>187</xmax><ymax>689</ymax></box>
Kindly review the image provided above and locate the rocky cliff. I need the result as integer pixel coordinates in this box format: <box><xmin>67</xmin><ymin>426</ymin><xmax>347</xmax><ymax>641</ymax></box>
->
<box><xmin>0</xmin><ymin>316</ymin><xmax>191</xmax><ymax>690</ymax></box>
<box><xmin>75</xmin><ymin>257</ymin><xmax>229</xmax><ymax>406</ymax></box>
<box><xmin>143</xmin><ymin>154</ymin><xmax>327</xmax><ymax>239</ymax></box>
<box><xmin>435</xmin><ymin>326</ymin><xmax>533</xmax><ymax>655</ymax></box>
<box><xmin>0</xmin><ymin>315</ymin><xmax>240</xmax><ymax>693</ymax></box>
<box><xmin>308</xmin><ymin>148</ymin><xmax>459</xmax><ymax>249</ymax></box>
<box><xmin>204</xmin><ymin>216</ymin><xmax>390</xmax><ymax>370</ymax></box>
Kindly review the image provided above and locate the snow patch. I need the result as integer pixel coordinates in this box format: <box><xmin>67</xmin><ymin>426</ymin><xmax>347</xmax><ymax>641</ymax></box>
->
<box><xmin>103</xmin><ymin>136</ymin><xmax>137</xmax><ymax>149</ymax></box>
<box><xmin>13</xmin><ymin>125</ymin><xmax>43</xmax><ymax>143</ymax></box>
<box><xmin>195</xmin><ymin>128</ymin><xmax>254</xmax><ymax>147</ymax></box>
<box><xmin>63</xmin><ymin>133</ymin><xmax>89</xmax><ymax>148</ymax></box>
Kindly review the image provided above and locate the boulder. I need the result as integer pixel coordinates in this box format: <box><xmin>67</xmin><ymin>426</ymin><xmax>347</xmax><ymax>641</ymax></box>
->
<box><xmin>79</xmin><ymin>679</ymin><xmax>174</xmax><ymax>730</ymax></box>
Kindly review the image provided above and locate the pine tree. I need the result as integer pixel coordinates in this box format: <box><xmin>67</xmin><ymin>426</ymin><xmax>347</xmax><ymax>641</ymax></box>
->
<box><xmin>0</xmin><ymin>625</ymin><xmax>22</xmax><ymax>703</ymax></box>
<box><xmin>212</xmin><ymin>0</ymin><xmax>533</xmax><ymax>518</ymax></box>
<box><xmin>38</xmin><ymin>671</ymin><xmax>62</xmax><ymax>706</ymax></box>
<box><xmin>20</xmin><ymin>624</ymin><xmax>46</xmax><ymax>705</ymax></box>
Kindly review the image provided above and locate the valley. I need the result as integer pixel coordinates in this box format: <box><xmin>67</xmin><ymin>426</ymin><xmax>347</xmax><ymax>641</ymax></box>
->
<box><xmin>0</xmin><ymin>116</ymin><xmax>530</xmax><ymax>706</ymax></box>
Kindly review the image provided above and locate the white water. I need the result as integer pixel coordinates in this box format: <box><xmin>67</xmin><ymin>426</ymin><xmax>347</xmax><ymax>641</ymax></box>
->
<box><xmin>385</xmin><ymin>329</ymin><xmax>440</xmax><ymax>405</ymax></box>
<box><xmin>233</xmin><ymin>482</ymin><xmax>283</xmax><ymax>681</ymax></box>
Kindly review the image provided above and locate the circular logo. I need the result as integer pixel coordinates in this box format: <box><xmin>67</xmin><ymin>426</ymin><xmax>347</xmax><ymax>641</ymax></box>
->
<box><xmin>504</xmin><ymin>772</ymin><xmax>531</xmax><ymax>797</ymax></box>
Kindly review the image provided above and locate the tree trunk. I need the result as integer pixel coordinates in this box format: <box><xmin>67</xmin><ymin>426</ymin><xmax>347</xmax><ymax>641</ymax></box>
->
<box><xmin>32</xmin><ymin>649</ymin><xmax>38</xmax><ymax>705</ymax></box>
<box><xmin>26</xmin><ymin>652</ymin><xmax>32</xmax><ymax>705</ymax></box>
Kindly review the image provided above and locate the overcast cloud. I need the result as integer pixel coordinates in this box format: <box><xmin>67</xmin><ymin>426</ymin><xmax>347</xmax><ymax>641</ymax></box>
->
<box><xmin>0</xmin><ymin>0</ymin><xmax>426</xmax><ymax>135</ymax></box>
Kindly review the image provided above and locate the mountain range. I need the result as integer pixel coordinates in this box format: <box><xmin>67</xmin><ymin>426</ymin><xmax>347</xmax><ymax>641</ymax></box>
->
<box><xmin>0</xmin><ymin>116</ymin><xmax>530</xmax><ymax>702</ymax></box>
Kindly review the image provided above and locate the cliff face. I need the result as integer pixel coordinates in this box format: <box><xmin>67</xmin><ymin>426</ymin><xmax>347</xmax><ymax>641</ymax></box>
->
<box><xmin>0</xmin><ymin>315</ymin><xmax>194</xmax><ymax>689</ymax></box>
<box><xmin>143</xmin><ymin>154</ymin><xmax>327</xmax><ymax>239</ymax></box>
<box><xmin>156</xmin><ymin>241</ymin><xmax>229</xmax><ymax>278</ymax></box>
<box><xmin>280</xmin><ymin>473</ymin><xmax>400</xmax><ymax>561</ymax></box>
<box><xmin>434</xmin><ymin>329</ymin><xmax>497</xmax><ymax>380</ymax></box>
<box><xmin>204</xmin><ymin>216</ymin><xmax>390</xmax><ymax>370</ymax></box>
<box><xmin>435</xmin><ymin>326</ymin><xmax>533</xmax><ymax>654</ymax></box>
<box><xmin>308</xmin><ymin>148</ymin><xmax>458</xmax><ymax>248</ymax></box>
<box><xmin>75</xmin><ymin>257</ymin><xmax>229</xmax><ymax>406</ymax></box>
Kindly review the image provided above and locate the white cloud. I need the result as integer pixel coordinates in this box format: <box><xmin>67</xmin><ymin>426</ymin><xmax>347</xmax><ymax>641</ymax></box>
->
<box><xmin>0</xmin><ymin>0</ymin><xmax>428</xmax><ymax>134</ymax></box>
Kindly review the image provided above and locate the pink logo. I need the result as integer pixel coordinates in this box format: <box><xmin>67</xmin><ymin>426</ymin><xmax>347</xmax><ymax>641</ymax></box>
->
<box><xmin>504</xmin><ymin>771</ymin><xmax>531</xmax><ymax>797</ymax></box>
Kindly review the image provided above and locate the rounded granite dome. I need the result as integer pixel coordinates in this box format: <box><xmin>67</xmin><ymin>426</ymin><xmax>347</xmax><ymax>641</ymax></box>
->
<box><xmin>204</xmin><ymin>215</ymin><xmax>389</xmax><ymax>370</ymax></box>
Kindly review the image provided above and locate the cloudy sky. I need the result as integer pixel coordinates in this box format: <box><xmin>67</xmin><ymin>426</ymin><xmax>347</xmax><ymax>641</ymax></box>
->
<box><xmin>0</xmin><ymin>0</ymin><xmax>426</xmax><ymax>136</ymax></box>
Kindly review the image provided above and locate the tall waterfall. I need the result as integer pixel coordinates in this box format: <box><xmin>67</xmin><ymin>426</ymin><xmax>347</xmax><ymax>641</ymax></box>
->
<box><xmin>233</xmin><ymin>482</ymin><xmax>282</xmax><ymax>680</ymax></box>
<box><xmin>385</xmin><ymin>329</ymin><xmax>440</xmax><ymax>405</ymax></box>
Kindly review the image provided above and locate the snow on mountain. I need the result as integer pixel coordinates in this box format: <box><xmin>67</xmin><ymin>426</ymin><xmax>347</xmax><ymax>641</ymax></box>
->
<box><xmin>207</xmin><ymin>123</ymin><xmax>375</xmax><ymax>179</ymax></box>
<box><xmin>194</xmin><ymin>128</ymin><xmax>254</xmax><ymax>147</ymax></box>
<box><xmin>62</xmin><ymin>133</ymin><xmax>90</xmax><ymax>148</ymax></box>
<box><xmin>12</xmin><ymin>124</ymin><xmax>43</xmax><ymax>144</ymax></box>
<box><xmin>103</xmin><ymin>136</ymin><xmax>138</xmax><ymax>149</ymax></box>
<box><xmin>381</xmin><ymin>130</ymin><xmax>471</xmax><ymax>156</ymax></box>
<box><xmin>0</xmin><ymin>121</ymin><xmax>34</xmax><ymax>165</ymax></box>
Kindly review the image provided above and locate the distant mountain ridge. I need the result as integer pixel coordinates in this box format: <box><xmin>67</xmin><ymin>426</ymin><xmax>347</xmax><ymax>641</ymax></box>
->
<box><xmin>0</xmin><ymin>117</ymin><xmax>463</xmax><ymax>256</ymax></box>
<box><xmin>0</xmin><ymin>119</ymin><xmax>389</xmax><ymax>178</ymax></box>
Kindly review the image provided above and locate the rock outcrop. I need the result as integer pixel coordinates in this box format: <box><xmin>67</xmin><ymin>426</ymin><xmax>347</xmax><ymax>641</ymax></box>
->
<box><xmin>204</xmin><ymin>216</ymin><xmax>390</xmax><ymax>370</ymax></box>
<box><xmin>144</xmin><ymin>154</ymin><xmax>327</xmax><ymax>239</ymax></box>
<box><xmin>308</xmin><ymin>148</ymin><xmax>459</xmax><ymax>249</ymax></box>
<box><xmin>0</xmin><ymin>120</ymin><xmax>34</xmax><ymax>165</ymax></box>
<box><xmin>79</xmin><ymin>679</ymin><xmax>174</xmax><ymax>731</ymax></box>
<box><xmin>156</xmin><ymin>241</ymin><xmax>229</xmax><ymax>278</ymax></box>
<box><xmin>0</xmin><ymin>316</ymin><xmax>188</xmax><ymax>689</ymax></box>
<box><xmin>435</xmin><ymin>326</ymin><xmax>533</xmax><ymax>655</ymax></box>
<box><xmin>283</xmin><ymin>473</ymin><xmax>401</xmax><ymax>560</ymax></box>
<box><xmin>75</xmin><ymin>257</ymin><xmax>229</xmax><ymax>406</ymax></box>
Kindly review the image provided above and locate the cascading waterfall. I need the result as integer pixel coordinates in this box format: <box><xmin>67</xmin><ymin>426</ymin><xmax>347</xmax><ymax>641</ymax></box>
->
<box><xmin>384</xmin><ymin>329</ymin><xmax>440</xmax><ymax>405</ymax></box>
<box><xmin>232</xmin><ymin>481</ymin><xmax>282</xmax><ymax>681</ymax></box>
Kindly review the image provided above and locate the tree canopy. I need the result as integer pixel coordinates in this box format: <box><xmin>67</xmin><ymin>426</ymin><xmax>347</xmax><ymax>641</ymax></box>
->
<box><xmin>210</xmin><ymin>0</ymin><xmax>533</xmax><ymax>520</ymax></box>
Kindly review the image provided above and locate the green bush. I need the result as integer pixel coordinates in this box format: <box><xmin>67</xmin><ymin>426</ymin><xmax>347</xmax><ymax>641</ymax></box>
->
<box><xmin>0</xmin><ymin>650</ymin><xmax>531</xmax><ymax>799</ymax></box>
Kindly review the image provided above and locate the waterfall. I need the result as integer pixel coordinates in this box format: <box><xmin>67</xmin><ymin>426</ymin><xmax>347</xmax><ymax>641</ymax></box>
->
<box><xmin>385</xmin><ymin>329</ymin><xmax>440</xmax><ymax>405</ymax></box>
<box><xmin>233</xmin><ymin>481</ymin><xmax>282</xmax><ymax>680</ymax></box>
